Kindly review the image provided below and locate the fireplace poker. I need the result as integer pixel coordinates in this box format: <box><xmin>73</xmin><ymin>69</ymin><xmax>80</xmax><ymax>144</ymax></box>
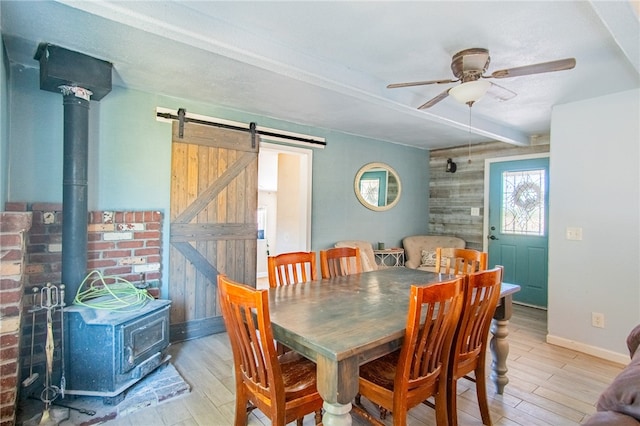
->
<box><xmin>29</xmin><ymin>396</ymin><xmax>96</xmax><ymax>416</ymax></box>
<box><xmin>40</xmin><ymin>287</ymin><xmax>54</xmax><ymax>424</ymax></box>
<box><xmin>28</xmin><ymin>396</ymin><xmax>96</xmax><ymax>416</ymax></box>
<box><xmin>38</xmin><ymin>283</ymin><xmax>63</xmax><ymax>425</ymax></box>
<box><xmin>51</xmin><ymin>401</ymin><xmax>95</xmax><ymax>416</ymax></box>
<box><xmin>59</xmin><ymin>284</ymin><xmax>66</xmax><ymax>397</ymax></box>
<box><xmin>22</xmin><ymin>287</ymin><xmax>40</xmax><ymax>388</ymax></box>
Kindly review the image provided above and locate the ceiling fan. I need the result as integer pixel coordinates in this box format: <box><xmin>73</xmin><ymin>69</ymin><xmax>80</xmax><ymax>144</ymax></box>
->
<box><xmin>388</xmin><ymin>48</ymin><xmax>576</xmax><ymax>109</ymax></box>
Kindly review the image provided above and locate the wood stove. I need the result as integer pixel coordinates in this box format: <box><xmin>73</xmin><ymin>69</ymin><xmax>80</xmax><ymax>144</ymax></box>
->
<box><xmin>64</xmin><ymin>299</ymin><xmax>171</xmax><ymax>398</ymax></box>
<box><xmin>32</xmin><ymin>44</ymin><xmax>175</xmax><ymax>403</ymax></box>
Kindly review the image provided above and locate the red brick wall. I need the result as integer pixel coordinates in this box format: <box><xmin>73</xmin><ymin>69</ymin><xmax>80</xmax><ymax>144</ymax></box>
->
<box><xmin>14</xmin><ymin>203</ymin><xmax>164</xmax><ymax>293</ymax></box>
<box><xmin>2</xmin><ymin>203</ymin><xmax>163</xmax><ymax>420</ymax></box>
<box><xmin>0</xmin><ymin>211</ymin><xmax>32</xmax><ymax>426</ymax></box>
<box><xmin>86</xmin><ymin>210</ymin><xmax>163</xmax><ymax>289</ymax></box>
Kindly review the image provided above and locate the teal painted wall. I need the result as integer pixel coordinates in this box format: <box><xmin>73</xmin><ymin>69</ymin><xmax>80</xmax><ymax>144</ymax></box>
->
<box><xmin>311</xmin><ymin>129</ymin><xmax>428</xmax><ymax>251</ymax></box>
<box><xmin>7</xmin><ymin>66</ymin><xmax>64</xmax><ymax>202</ymax></box>
<box><xmin>6</xmin><ymin>65</ymin><xmax>429</xmax><ymax>290</ymax></box>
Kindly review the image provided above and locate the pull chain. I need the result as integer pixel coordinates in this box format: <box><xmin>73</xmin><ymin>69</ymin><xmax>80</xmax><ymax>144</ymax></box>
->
<box><xmin>467</xmin><ymin>106</ymin><xmax>472</xmax><ymax>164</ymax></box>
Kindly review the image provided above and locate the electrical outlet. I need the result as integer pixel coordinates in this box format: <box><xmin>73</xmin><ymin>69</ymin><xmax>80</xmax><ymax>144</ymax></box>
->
<box><xmin>470</xmin><ymin>207</ymin><xmax>480</xmax><ymax>216</ymax></box>
<box><xmin>592</xmin><ymin>312</ymin><xmax>605</xmax><ymax>328</ymax></box>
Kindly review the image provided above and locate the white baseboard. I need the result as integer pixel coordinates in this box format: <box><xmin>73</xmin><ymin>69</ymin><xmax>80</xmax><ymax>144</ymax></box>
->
<box><xmin>546</xmin><ymin>334</ymin><xmax>629</xmax><ymax>365</ymax></box>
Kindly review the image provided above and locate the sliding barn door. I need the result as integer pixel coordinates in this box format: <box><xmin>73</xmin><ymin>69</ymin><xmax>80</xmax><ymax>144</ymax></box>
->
<box><xmin>169</xmin><ymin>121</ymin><xmax>258</xmax><ymax>341</ymax></box>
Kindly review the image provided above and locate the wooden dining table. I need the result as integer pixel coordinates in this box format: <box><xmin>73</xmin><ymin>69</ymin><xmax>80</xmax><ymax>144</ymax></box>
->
<box><xmin>267</xmin><ymin>267</ymin><xmax>520</xmax><ymax>425</ymax></box>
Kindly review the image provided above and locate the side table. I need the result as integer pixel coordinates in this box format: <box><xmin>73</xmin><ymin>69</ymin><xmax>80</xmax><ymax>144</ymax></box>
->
<box><xmin>373</xmin><ymin>248</ymin><xmax>405</xmax><ymax>267</ymax></box>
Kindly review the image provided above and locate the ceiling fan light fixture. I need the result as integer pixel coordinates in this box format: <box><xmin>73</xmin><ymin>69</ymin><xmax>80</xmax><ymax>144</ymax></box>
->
<box><xmin>449</xmin><ymin>80</ymin><xmax>491</xmax><ymax>106</ymax></box>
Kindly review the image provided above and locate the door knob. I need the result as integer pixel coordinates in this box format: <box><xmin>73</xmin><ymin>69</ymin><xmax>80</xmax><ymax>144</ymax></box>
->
<box><xmin>488</xmin><ymin>226</ymin><xmax>499</xmax><ymax>240</ymax></box>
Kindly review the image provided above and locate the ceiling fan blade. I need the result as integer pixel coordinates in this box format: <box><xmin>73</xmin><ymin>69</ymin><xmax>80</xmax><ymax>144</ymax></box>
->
<box><xmin>491</xmin><ymin>58</ymin><xmax>576</xmax><ymax>79</ymax></box>
<box><xmin>387</xmin><ymin>78</ymin><xmax>458</xmax><ymax>89</ymax></box>
<box><xmin>486</xmin><ymin>82</ymin><xmax>517</xmax><ymax>102</ymax></box>
<box><xmin>418</xmin><ymin>89</ymin><xmax>450</xmax><ymax>109</ymax></box>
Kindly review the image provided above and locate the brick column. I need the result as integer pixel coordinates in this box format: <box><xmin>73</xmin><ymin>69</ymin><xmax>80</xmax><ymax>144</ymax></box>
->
<box><xmin>0</xmin><ymin>212</ymin><xmax>32</xmax><ymax>426</ymax></box>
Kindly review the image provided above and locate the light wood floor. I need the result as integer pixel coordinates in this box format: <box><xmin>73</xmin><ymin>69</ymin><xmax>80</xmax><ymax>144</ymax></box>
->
<box><xmin>103</xmin><ymin>304</ymin><xmax>624</xmax><ymax>426</ymax></box>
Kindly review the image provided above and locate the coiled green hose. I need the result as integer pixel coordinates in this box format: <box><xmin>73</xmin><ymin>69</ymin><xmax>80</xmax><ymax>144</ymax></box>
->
<box><xmin>74</xmin><ymin>270</ymin><xmax>153</xmax><ymax>310</ymax></box>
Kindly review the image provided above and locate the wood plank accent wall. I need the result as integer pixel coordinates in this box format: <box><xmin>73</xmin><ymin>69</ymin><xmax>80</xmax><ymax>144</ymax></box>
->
<box><xmin>429</xmin><ymin>140</ymin><xmax>549</xmax><ymax>250</ymax></box>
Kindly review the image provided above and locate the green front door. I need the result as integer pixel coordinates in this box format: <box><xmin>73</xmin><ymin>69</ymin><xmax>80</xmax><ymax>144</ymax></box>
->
<box><xmin>488</xmin><ymin>157</ymin><xmax>549</xmax><ymax>307</ymax></box>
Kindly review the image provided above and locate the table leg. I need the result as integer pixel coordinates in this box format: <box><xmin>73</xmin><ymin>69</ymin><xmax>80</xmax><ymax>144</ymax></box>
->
<box><xmin>316</xmin><ymin>355</ymin><xmax>358</xmax><ymax>426</ymax></box>
<box><xmin>490</xmin><ymin>294</ymin><xmax>513</xmax><ymax>394</ymax></box>
<box><xmin>322</xmin><ymin>402</ymin><xmax>352</xmax><ymax>426</ymax></box>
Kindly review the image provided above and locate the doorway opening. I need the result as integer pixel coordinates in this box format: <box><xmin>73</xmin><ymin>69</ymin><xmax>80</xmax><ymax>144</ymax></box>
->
<box><xmin>256</xmin><ymin>142</ymin><xmax>313</xmax><ymax>288</ymax></box>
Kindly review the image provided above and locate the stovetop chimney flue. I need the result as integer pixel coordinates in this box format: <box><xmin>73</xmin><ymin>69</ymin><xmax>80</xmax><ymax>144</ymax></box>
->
<box><xmin>35</xmin><ymin>43</ymin><xmax>112</xmax><ymax>306</ymax></box>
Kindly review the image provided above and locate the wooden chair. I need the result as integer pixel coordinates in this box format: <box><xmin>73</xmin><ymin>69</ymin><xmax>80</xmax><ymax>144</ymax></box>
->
<box><xmin>267</xmin><ymin>251</ymin><xmax>317</xmax><ymax>288</ymax></box>
<box><xmin>335</xmin><ymin>240</ymin><xmax>379</xmax><ymax>272</ymax></box>
<box><xmin>447</xmin><ymin>266</ymin><xmax>503</xmax><ymax>426</ymax></box>
<box><xmin>435</xmin><ymin>248</ymin><xmax>488</xmax><ymax>275</ymax></box>
<box><xmin>319</xmin><ymin>247</ymin><xmax>362</xmax><ymax>279</ymax></box>
<box><xmin>353</xmin><ymin>277</ymin><xmax>465</xmax><ymax>426</ymax></box>
<box><xmin>217</xmin><ymin>274</ymin><xmax>323</xmax><ymax>426</ymax></box>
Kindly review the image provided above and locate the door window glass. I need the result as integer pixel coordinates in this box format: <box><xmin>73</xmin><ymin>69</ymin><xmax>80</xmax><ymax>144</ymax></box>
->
<box><xmin>501</xmin><ymin>169</ymin><xmax>546</xmax><ymax>236</ymax></box>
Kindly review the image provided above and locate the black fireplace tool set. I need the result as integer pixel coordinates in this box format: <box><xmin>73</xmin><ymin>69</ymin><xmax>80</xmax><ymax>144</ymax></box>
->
<box><xmin>23</xmin><ymin>283</ymin><xmax>96</xmax><ymax>424</ymax></box>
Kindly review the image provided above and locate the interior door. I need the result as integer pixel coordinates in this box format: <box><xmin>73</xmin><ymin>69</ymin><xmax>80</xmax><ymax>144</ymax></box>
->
<box><xmin>488</xmin><ymin>157</ymin><xmax>549</xmax><ymax>307</ymax></box>
<box><xmin>169</xmin><ymin>121</ymin><xmax>258</xmax><ymax>341</ymax></box>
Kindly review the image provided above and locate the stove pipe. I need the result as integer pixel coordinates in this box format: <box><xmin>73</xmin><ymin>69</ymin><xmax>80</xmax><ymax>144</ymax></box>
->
<box><xmin>35</xmin><ymin>43</ymin><xmax>112</xmax><ymax>305</ymax></box>
<box><xmin>61</xmin><ymin>88</ymin><xmax>90</xmax><ymax>306</ymax></box>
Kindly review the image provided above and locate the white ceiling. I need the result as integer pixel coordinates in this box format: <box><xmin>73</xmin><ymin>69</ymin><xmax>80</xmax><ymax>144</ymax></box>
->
<box><xmin>2</xmin><ymin>1</ymin><xmax>639</xmax><ymax>150</ymax></box>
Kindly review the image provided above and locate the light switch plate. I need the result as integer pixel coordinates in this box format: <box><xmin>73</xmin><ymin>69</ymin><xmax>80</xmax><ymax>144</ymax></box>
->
<box><xmin>471</xmin><ymin>207</ymin><xmax>480</xmax><ymax>216</ymax></box>
<box><xmin>566</xmin><ymin>227</ymin><xmax>583</xmax><ymax>240</ymax></box>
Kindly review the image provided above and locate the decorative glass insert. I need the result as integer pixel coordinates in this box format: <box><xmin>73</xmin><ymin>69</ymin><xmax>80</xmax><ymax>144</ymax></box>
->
<box><xmin>501</xmin><ymin>169</ymin><xmax>546</xmax><ymax>235</ymax></box>
<box><xmin>360</xmin><ymin>179</ymin><xmax>380</xmax><ymax>206</ymax></box>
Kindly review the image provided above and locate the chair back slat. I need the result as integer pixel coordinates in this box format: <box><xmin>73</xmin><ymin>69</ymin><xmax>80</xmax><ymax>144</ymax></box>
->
<box><xmin>267</xmin><ymin>251</ymin><xmax>317</xmax><ymax>287</ymax></box>
<box><xmin>218</xmin><ymin>275</ymin><xmax>281</xmax><ymax>396</ymax></box>
<box><xmin>401</xmin><ymin>279</ymin><xmax>464</xmax><ymax>387</ymax></box>
<box><xmin>462</xmin><ymin>287</ymin><xmax>493</xmax><ymax>354</ymax></box>
<box><xmin>435</xmin><ymin>248</ymin><xmax>488</xmax><ymax>275</ymax></box>
<box><xmin>455</xmin><ymin>267</ymin><xmax>502</xmax><ymax>357</ymax></box>
<box><xmin>219</xmin><ymin>275</ymin><xmax>332</xmax><ymax>425</ymax></box>
<box><xmin>447</xmin><ymin>265</ymin><xmax>503</xmax><ymax>426</ymax></box>
<box><xmin>335</xmin><ymin>240</ymin><xmax>378</xmax><ymax>272</ymax></box>
<box><xmin>349</xmin><ymin>278</ymin><xmax>464</xmax><ymax>425</ymax></box>
<box><xmin>320</xmin><ymin>247</ymin><xmax>362</xmax><ymax>279</ymax></box>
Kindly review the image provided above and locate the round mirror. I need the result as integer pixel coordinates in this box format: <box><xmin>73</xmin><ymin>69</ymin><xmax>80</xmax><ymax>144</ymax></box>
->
<box><xmin>354</xmin><ymin>162</ymin><xmax>402</xmax><ymax>211</ymax></box>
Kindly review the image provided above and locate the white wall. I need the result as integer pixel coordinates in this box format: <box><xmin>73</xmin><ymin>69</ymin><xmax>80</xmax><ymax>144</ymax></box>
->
<box><xmin>257</xmin><ymin>149</ymin><xmax>278</xmax><ymax>278</ymax></box>
<box><xmin>276</xmin><ymin>153</ymin><xmax>304</xmax><ymax>254</ymax></box>
<box><xmin>548</xmin><ymin>89</ymin><xmax>640</xmax><ymax>362</ymax></box>
<box><xmin>257</xmin><ymin>190</ymin><xmax>277</xmax><ymax>278</ymax></box>
<box><xmin>258</xmin><ymin>150</ymin><xmax>278</xmax><ymax>192</ymax></box>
